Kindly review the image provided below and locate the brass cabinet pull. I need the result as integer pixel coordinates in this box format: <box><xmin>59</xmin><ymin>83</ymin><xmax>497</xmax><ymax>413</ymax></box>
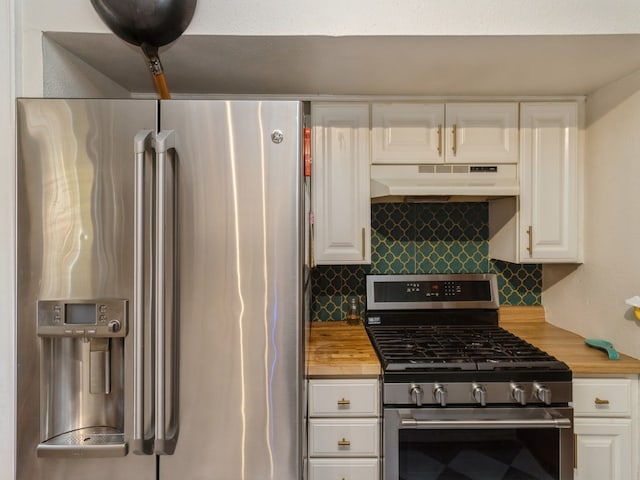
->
<box><xmin>594</xmin><ymin>397</ymin><xmax>610</xmax><ymax>405</ymax></box>
<box><xmin>337</xmin><ymin>437</ymin><xmax>351</xmax><ymax>447</ymax></box>
<box><xmin>573</xmin><ymin>433</ymin><xmax>577</xmax><ymax>469</ymax></box>
<box><xmin>437</xmin><ymin>124</ymin><xmax>442</xmax><ymax>156</ymax></box>
<box><xmin>337</xmin><ymin>398</ymin><xmax>351</xmax><ymax>406</ymax></box>
<box><xmin>361</xmin><ymin>227</ymin><xmax>365</xmax><ymax>260</ymax></box>
<box><xmin>526</xmin><ymin>226</ymin><xmax>533</xmax><ymax>256</ymax></box>
<box><xmin>451</xmin><ymin>124</ymin><xmax>457</xmax><ymax>156</ymax></box>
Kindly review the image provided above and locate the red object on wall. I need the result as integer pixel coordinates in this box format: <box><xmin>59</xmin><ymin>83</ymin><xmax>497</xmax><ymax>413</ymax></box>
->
<box><xmin>303</xmin><ymin>127</ymin><xmax>311</xmax><ymax>177</ymax></box>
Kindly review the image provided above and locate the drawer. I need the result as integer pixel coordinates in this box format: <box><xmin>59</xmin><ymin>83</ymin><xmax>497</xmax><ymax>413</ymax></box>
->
<box><xmin>309</xmin><ymin>418</ymin><xmax>379</xmax><ymax>457</ymax></box>
<box><xmin>309</xmin><ymin>458</ymin><xmax>379</xmax><ymax>480</ymax></box>
<box><xmin>573</xmin><ymin>378</ymin><xmax>631</xmax><ymax>417</ymax></box>
<box><xmin>309</xmin><ymin>379</ymin><xmax>379</xmax><ymax>417</ymax></box>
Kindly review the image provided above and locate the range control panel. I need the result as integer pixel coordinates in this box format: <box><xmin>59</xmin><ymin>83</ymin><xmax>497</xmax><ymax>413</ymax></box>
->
<box><xmin>37</xmin><ymin>299</ymin><xmax>128</xmax><ymax>337</ymax></box>
<box><xmin>366</xmin><ymin>274</ymin><xmax>499</xmax><ymax>311</ymax></box>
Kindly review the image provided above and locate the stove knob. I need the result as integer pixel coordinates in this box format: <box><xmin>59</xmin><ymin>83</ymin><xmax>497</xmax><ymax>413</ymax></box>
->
<box><xmin>535</xmin><ymin>383</ymin><xmax>552</xmax><ymax>405</ymax></box>
<box><xmin>511</xmin><ymin>384</ymin><xmax>527</xmax><ymax>406</ymax></box>
<box><xmin>472</xmin><ymin>384</ymin><xmax>487</xmax><ymax>407</ymax></box>
<box><xmin>409</xmin><ymin>384</ymin><xmax>424</xmax><ymax>407</ymax></box>
<box><xmin>433</xmin><ymin>384</ymin><xmax>447</xmax><ymax>407</ymax></box>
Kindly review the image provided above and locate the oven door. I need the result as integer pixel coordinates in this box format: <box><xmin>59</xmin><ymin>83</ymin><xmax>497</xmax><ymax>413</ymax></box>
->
<box><xmin>385</xmin><ymin>407</ymin><xmax>574</xmax><ymax>480</ymax></box>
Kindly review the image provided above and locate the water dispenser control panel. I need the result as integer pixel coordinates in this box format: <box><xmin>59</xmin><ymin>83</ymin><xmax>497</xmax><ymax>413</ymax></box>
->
<box><xmin>37</xmin><ymin>299</ymin><xmax>128</xmax><ymax>337</ymax></box>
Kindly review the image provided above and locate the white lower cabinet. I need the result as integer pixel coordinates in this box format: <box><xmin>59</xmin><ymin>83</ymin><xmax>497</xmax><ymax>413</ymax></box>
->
<box><xmin>309</xmin><ymin>458</ymin><xmax>379</xmax><ymax>480</ymax></box>
<box><xmin>307</xmin><ymin>379</ymin><xmax>380</xmax><ymax>480</ymax></box>
<box><xmin>573</xmin><ymin>376</ymin><xmax>639</xmax><ymax>480</ymax></box>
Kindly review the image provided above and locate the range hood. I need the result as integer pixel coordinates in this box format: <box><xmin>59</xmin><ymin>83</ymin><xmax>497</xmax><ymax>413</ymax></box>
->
<box><xmin>370</xmin><ymin>163</ymin><xmax>519</xmax><ymax>202</ymax></box>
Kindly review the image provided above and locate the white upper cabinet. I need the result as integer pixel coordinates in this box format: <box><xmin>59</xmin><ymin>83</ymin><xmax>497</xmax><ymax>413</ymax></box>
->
<box><xmin>520</xmin><ymin>102</ymin><xmax>580</xmax><ymax>262</ymax></box>
<box><xmin>371</xmin><ymin>102</ymin><xmax>518</xmax><ymax>164</ymax></box>
<box><xmin>445</xmin><ymin>103</ymin><xmax>519</xmax><ymax>164</ymax></box>
<box><xmin>311</xmin><ymin>103</ymin><xmax>371</xmax><ymax>265</ymax></box>
<box><xmin>489</xmin><ymin>102</ymin><xmax>581</xmax><ymax>263</ymax></box>
<box><xmin>371</xmin><ymin>103</ymin><xmax>444</xmax><ymax>164</ymax></box>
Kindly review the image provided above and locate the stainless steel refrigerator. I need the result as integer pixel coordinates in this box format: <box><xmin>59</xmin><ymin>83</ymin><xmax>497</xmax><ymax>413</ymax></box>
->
<box><xmin>16</xmin><ymin>98</ymin><xmax>308</xmax><ymax>480</ymax></box>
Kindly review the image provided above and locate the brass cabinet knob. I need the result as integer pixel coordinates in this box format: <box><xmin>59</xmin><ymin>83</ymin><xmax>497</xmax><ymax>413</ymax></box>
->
<box><xmin>337</xmin><ymin>437</ymin><xmax>351</xmax><ymax>447</ymax></box>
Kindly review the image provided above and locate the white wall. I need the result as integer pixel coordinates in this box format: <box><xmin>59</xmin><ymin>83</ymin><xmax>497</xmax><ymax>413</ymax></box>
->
<box><xmin>543</xmin><ymin>70</ymin><xmax>640</xmax><ymax>359</ymax></box>
<box><xmin>19</xmin><ymin>0</ymin><xmax>640</xmax><ymax>96</ymax></box>
<box><xmin>43</xmin><ymin>37</ymin><xmax>132</xmax><ymax>98</ymax></box>
<box><xmin>1</xmin><ymin>0</ymin><xmax>15</xmax><ymax>478</ymax></box>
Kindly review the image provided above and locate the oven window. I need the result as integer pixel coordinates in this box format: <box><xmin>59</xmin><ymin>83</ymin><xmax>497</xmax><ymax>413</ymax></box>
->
<box><xmin>399</xmin><ymin>428</ymin><xmax>559</xmax><ymax>480</ymax></box>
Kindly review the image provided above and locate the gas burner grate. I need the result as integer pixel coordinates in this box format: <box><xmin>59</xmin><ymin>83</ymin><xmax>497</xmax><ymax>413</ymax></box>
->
<box><xmin>367</xmin><ymin>325</ymin><xmax>567</xmax><ymax>372</ymax></box>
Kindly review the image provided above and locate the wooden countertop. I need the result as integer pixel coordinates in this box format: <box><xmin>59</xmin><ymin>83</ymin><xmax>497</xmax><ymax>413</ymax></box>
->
<box><xmin>307</xmin><ymin>321</ymin><xmax>380</xmax><ymax>377</ymax></box>
<box><xmin>307</xmin><ymin>306</ymin><xmax>640</xmax><ymax>378</ymax></box>
<box><xmin>500</xmin><ymin>306</ymin><xmax>640</xmax><ymax>375</ymax></box>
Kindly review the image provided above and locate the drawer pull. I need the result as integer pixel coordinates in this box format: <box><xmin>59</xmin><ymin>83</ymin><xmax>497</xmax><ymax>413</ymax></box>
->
<box><xmin>594</xmin><ymin>397</ymin><xmax>610</xmax><ymax>405</ymax></box>
<box><xmin>337</xmin><ymin>398</ymin><xmax>351</xmax><ymax>406</ymax></box>
<box><xmin>337</xmin><ymin>438</ymin><xmax>351</xmax><ymax>447</ymax></box>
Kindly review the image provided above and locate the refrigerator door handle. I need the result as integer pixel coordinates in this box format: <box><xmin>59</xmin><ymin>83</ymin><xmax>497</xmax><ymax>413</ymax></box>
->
<box><xmin>132</xmin><ymin>130</ymin><xmax>155</xmax><ymax>455</ymax></box>
<box><xmin>154</xmin><ymin>130</ymin><xmax>179</xmax><ymax>455</ymax></box>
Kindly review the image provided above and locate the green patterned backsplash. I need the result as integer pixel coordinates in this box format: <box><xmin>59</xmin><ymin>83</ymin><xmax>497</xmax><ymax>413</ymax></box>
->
<box><xmin>311</xmin><ymin>202</ymin><xmax>542</xmax><ymax>321</ymax></box>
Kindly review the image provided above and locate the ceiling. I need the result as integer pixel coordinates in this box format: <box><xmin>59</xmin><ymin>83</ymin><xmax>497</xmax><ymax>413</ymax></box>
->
<box><xmin>46</xmin><ymin>33</ymin><xmax>640</xmax><ymax>97</ymax></box>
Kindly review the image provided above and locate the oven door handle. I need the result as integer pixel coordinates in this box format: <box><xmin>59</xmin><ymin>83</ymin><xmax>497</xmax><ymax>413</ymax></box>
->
<box><xmin>401</xmin><ymin>417</ymin><xmax>572</xmax><ymax>429</ymax></box>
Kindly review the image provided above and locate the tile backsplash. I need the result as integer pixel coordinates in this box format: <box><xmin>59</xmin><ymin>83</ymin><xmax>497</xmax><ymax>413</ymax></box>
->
<box><xmin>311</xmin><ymin>202</ymin><xmax>542</xmax><ymax>321</ymax></box>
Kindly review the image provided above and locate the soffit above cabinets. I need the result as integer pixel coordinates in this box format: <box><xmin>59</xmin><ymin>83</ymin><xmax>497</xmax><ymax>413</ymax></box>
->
<box><xmin>45</xmin><ymin>32</ymin><xmax>640</xmax><ymax>97</ymax></box>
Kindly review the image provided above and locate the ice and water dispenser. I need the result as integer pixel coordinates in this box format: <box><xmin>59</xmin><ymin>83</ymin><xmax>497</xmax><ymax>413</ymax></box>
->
<box><xmin>36</xmin><ymin>299</ymin><xmax>128</xmax><ymax>457</ymax></box>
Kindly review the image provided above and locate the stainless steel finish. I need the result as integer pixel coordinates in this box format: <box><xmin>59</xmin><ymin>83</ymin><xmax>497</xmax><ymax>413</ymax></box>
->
<box><xmin>400</xmin><ymin>415</ymin><xmax>571</xmax><ymax>429</ymax></box>
<box><xmin>17</xmin><ymin>99</ymin><xmax>305</xmax><ymax>480</ymax></box>
<box><xmin>17</xmin><ymin>99</ymin><xmax>157</xmax><ymax>478</ymax></box>
<box><xmin>385</xmin><ymin>381</ymin><xmax>573</xmax><ymax>406</ymax></box>
<box><xmin>384</xmin><ymin>407</ymin><xmax>575</xmax><ymax>480</ymax></box>
<box><xmin>409</xmin><ymin>384</ymin><xmax>423</xmax><ymax>407</ymax></box>
<box><xmin>472</xmin><ymin>383</ymin><xmax>487</xmax><ymax>407</ymax></box>
<box><xmin>36</xmin><ymin>427</ymin><xmax>127</xmax><ymax>458</ymax></box>
<box><xmin>535</xmin><ymin>382</ymin><xmax>553</xmax><ymax>405</ymax></box>
<box><xmin>37</xmin><ymin>299</ymin><xmax>128</xmax><ymax>337</ymax></box>
<box><xmin>90</xmin><ymin>338</ymin><xmax>111</xmax><ymax>394</ymax></box>
<box><xmin>366</xmin><ymin>273</ymin><xmax>499</xmax><ymax>311</ymax></box>
<box><xmin>512</xmin><ymin>383</ymin><xmax>528</xmax><ymax>406</ymax></box>
<box><xmin>153</xmin><ymin>129</ymin><xmax>178</xmax><ymax>456</ymax></box>
<box><xmin>156</xmin><ymin>100</ymin><xmax>304</xmax><ymax>479</ymax></box>
<box><xmin>132</xmin><ymin>129</ymin><xmax>154</xmax><ymax>456</ymax></box>
<box><xmin>433</xmin><ymin>384</ymin><xmax>447</xmax><ymax>407</ymax></box>
<box><xmin>108</xmin><ymin>320</ymin><xmax>121</xmax><ymax>333</ymax></box>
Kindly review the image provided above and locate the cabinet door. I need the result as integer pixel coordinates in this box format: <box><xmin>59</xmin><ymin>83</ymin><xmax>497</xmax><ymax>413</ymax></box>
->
<box><xmin>371</xmin><ymin>103</ymin><xmax>444</xmax><ymax>164</ymax></box>
<box><xmin>574</xmin><ymin>418</ymin><xmax>632</xmax><ymax>480</ymax></box>
<box><xmin>519</xmin><ymin>102</ymin><xmax>579</xmax><ymax>262</ymax></box>
<box><xmin>312</xmin><ymin>103</ymin><xmax>371</xmax><ymax>264</ymax></box>
<box><xmin>445</xmin><ymin>103</ymin><xmax>518</xmax><ymax>164</ymax></box>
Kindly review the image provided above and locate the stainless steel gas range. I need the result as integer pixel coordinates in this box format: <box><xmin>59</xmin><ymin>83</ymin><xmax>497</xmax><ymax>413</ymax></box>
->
<box><xmin>365</xmin><ymin>274</ymin><xmax>574</xmax><ymax>480</ymax></box>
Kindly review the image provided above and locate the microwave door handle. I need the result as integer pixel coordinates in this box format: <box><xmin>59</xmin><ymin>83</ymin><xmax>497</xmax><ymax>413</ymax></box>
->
<box><xmin>154</xmin><ymin>130</ymin><xmax>179</xmax><ymax>455</ymax></box>
<box><xmin>132</xmin><ymin>130</ymin><xmax>155</xmax><ymax>455</ymax></box>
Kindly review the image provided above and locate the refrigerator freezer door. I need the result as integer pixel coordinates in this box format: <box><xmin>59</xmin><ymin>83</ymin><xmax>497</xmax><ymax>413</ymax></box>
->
<box><xmin>16</xmin><ymin>99</ymin><xmax>157</xmax><ymax>480</ymax></box>
<box><xmin>157</xmin><ymin>100</ymin><xmax>304</xmax><ymax>479</ymax></box>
